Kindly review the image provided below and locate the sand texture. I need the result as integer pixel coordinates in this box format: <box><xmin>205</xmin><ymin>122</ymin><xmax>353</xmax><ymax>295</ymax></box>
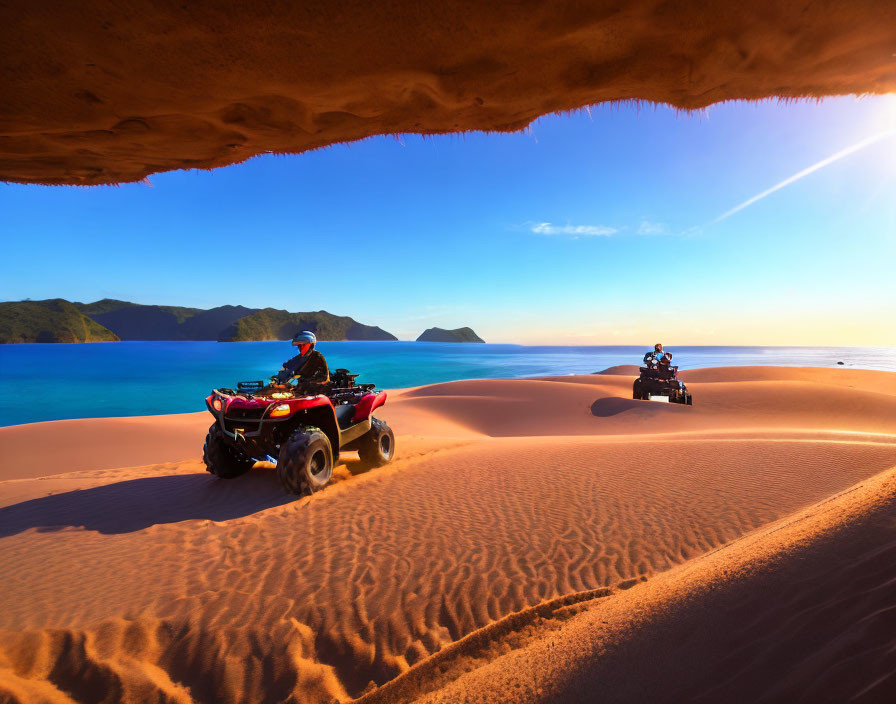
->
<box><xmin>1</xmin><ymin>367</ymin><xmax>895</xmax><ymax>702</ymax></box>
<box><xmin>3</xmin><ymin>1</ymin><xmax>896</xmax><ymax>185</ymax></box>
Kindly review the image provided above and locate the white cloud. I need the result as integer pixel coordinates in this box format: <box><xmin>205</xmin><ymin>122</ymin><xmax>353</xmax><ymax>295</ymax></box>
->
<box><xmin>525</xmin><ymin>220</ymin><xmax>686</xmax><ymax>238</ymax></box>
<box><xmin>637</xmin><ymin>220</ymin><xmax>667</xmax><ymax>235</ymax></box>
<box><xmin>531</xmin><ymin>222</ymin><xmax>617</xmax><ymax>237</ymax></box>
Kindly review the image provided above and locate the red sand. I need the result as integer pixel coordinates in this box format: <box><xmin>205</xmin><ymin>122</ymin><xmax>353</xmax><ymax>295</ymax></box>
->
<box><xmin>1</xmin><ymin>367</ymin><xmax>895</xmax><ymax>702</ymax></box>
<box><xmin>3</xmin><ymin>2</ymin><xmax>895</xmax><ymax>185</ymax></box>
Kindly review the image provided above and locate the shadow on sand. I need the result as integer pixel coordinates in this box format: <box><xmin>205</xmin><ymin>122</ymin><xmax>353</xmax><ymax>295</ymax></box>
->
<box><xmin>0</xmin><ymin>468</ymin><xmax>297</xmax><ymax>537</ymax></box>
<box><xmin>590</xmin><ymin>396</ymin><xmax>680</xmax><ymax>418</ymax></box>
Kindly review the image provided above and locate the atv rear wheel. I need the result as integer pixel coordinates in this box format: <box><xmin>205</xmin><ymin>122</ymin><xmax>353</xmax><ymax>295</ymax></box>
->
<box><xmin>357</xmin><ymin>417</ymin><xmax>395</xmax><ymax>469</ymax></box>
<box><xmin>277</xmin><ymin>426</ymin><xmax>333</xmax><ymax>494</ymax></box>
<box><xmin>203</xmin><ymin>423</ymin><xmax>254</xmax><ymax>479</ymax></box>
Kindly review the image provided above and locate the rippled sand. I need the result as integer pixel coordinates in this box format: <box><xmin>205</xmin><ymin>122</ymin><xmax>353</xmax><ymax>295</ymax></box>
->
<box><xmin>1</xmin><ymin>367</ymin><xmax>895</xmax><ymax>702</ymax></box>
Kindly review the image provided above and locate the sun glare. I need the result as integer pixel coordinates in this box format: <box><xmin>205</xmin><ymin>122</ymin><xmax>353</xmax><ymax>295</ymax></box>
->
<box><xmin>876</xmin><ymin>93</ymin><xmax>896</xmax><ymax>162</ymax></box>
<box><xmin>882</xmin><ymin>93</ymin><xmax>896</xmax><ymax>126</ymax></box>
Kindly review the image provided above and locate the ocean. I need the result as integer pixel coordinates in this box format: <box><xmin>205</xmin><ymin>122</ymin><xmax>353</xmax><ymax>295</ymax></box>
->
<box><xmin>0</xmin><ymin>341</ymin><xmax>892</xmax><ymax>427</ymax></box>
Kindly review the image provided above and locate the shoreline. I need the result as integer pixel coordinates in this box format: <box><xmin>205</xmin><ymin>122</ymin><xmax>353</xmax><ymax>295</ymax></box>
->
<box><xmin>3</xmin><ymin>363</ymin><xmax>895</xmax><ymax>430</ymax></box>
<box><xmin>3</xmin><ymin>364</ymin><xmax>896</xmax><ymax>478</ymax></box>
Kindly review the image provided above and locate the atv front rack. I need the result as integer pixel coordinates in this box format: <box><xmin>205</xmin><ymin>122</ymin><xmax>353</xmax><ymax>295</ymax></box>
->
<box><xmin>218</xmin><ymin>368</ymin><xmax>377</xmax><ymax>404</ymax></box>
<box><xmin>237</xmin><ymin>380</ymin><xmax>266</xmax><ymax>393</ymax></box>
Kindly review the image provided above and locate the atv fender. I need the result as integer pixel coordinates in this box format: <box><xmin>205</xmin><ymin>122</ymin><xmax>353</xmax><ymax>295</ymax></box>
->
<box><xmin>352</xmin><ymin>391</ymin><xmax>387</xmax><ymax>422</ymax></box>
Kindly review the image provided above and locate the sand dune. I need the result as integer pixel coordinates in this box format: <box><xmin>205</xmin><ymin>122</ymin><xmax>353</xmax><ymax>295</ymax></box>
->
<box><xmin>392</xmin><ymin>370</ymin><xmax>896</xmax><ymax>436</ymax></box>
<box><xmin>3</xmin><ymin>2</ymin><xmax>896</xmax><ymax>184</ymax></box>
<box><xmin>0</xmin><ymin>413</ymin><xmax>211</xmax><ymax>480</ymax></box>
<box><xmin>1</xmin><ymin>367</ymin><xmax>894</xmax><ymax>702</ymax></box>
<box><xmin>404</xmin><ymin>462</ymin><xmax>896</xmax><ymax>704</ymax></box>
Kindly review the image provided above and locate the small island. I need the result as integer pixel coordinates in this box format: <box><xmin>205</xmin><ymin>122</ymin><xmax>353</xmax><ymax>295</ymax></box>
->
<box><xmin>416</xmin><ymin>327</ymin><xmax>485</xmax><ymax>343</ymax></box>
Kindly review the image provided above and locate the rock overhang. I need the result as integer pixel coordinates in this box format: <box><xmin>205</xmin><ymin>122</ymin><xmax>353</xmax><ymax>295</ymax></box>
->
<box><xmin>2</xmin><ymin>0</ymin><xmax>895</xmax><ymax>185</ymax></box>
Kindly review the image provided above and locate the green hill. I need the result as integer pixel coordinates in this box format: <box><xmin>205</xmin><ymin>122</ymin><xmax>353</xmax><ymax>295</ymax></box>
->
<box><xmin>1</xmin><ymin>298</ymin><xmax>398</xmax><ymax>343</ymax></box>
<box><xmin>74</xmin><ymin>300</ymin><xmax>254</xmax><ymax>340</ymax></box>
<box><xmin>416</xmin><ymin>326</ymin><xmax>485</xmax><ymax>343</ymax></box>
<box><xmin>76</xmin><ymin>299</ymin><xmax>202</xmax><ymax>325</ymax></box>
<box><xmin>0</xmin><ymin>299</ymin><xmax>119</xmax><ymax>343</ymax></box>
<box><xmin>220</xmin><ymin>308</ymin><xmax>398</xmax><ymax>342</ymax></box>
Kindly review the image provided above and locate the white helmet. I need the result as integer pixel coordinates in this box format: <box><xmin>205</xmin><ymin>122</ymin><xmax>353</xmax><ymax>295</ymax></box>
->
<box><xmin>291</xmin><ymin>330</ymin><xmax>316</xmax><ymax>354</ymax></box>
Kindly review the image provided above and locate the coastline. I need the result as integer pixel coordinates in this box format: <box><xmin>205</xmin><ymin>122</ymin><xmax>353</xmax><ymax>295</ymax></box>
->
<box><xmin>3</xmin><ymin>344</ymin><xmax>895</xmax><ymax>428</ymax></box>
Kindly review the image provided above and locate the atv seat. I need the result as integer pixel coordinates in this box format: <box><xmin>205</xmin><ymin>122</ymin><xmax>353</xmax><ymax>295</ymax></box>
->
<box><xmin>657</xmin><ymin>365</ymin><xmax>679</xmax><ymax>380</ymax></box>
<box><xmin>639</xmin><ymin>366</ymin><xmax>660</xmax><ymax>379</ymax></box>
<box><xmin>334</xmin><ymin>403</ymin><xmax>357</xmax><ymax>429</ymax></box>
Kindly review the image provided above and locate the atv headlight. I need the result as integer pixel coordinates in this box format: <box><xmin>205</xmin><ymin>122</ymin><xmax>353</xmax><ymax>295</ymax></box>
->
<box><xmin>269</xmin><ymin>403</ymin><xmax>291</xmax><ymax>418</ymax></box>
<box><xmin>212</xmin><ymin>398</ymin><xmax>223</xmax><ymax>411</ymax></box>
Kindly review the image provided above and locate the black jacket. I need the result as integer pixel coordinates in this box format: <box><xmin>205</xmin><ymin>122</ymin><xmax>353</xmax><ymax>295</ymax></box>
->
<box><xmin>275</xmin><ymin>350</ymin><xmax>330</xmax><ymax>385</ymax></box>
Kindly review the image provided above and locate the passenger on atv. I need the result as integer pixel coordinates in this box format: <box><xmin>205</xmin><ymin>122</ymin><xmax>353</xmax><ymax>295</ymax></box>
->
<box><xmin>273</xmin><ymin>331</ymin><xmax>329</xmax><ymax>390</ymax></box>
<box><xmin>642</xmin><ymin>343</ymin><xmax>665</xmax><ymax>368</ymax></box>
<box><xmin>657</xmin><ymin>351</ymin><xmax>675</xmax><ymax>380</ymax></box>
<box><xmin>642</xmin><ymin>344</ymin><xmax>674</xmax><ymax>378</ymax></box>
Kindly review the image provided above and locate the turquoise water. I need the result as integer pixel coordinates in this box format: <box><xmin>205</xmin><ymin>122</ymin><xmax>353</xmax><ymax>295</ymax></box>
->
<box><xmin>0</xmin><ymin>341</ymin><xmax>892</xmax><ymax>427</ymax></box>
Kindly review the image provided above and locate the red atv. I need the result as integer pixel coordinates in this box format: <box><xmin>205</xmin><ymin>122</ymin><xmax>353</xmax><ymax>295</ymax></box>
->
<box><xmin>203</xmin><ymin>368</ymin><xmax>394</xmax><ymax>494</ymax></box>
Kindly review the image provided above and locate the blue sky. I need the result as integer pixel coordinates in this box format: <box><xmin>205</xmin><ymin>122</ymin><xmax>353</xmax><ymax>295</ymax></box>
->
<box><xmin>1</xmin><ymin>95</ymin><xmax>894</xmax><ymax>345</ymax></box>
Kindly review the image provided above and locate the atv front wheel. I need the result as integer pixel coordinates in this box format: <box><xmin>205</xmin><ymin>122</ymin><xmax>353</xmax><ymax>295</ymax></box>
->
<box><xmin>357</xmin><ymin>417</ymin><xmax>395</xmax><ymax>469</ymax></box>
<box><xmin>277</xmin><ymin>426</ymin><xmax>333</xmax><ymax>494</ymax></box>
<box><xmin>203</xmin><ymin>423</ymin><xmax>254</xmax><ymax>479</ymax></box>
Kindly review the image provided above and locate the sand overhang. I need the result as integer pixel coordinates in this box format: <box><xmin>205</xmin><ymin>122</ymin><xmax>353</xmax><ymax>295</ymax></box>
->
<box><xmin>2</xmin><ymin>0</ymin><xmax>895</xmax><ymax>185</ymax></box>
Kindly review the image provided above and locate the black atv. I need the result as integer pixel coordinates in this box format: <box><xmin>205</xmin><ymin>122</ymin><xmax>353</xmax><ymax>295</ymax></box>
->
<box><xmin>633</xmin><ymin>362</ymin><xmax>693</xmax><ymax>405</ymax></box>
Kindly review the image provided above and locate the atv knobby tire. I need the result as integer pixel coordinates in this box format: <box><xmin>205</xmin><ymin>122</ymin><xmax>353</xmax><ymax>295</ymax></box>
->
<box><xmin>204</xmin><ymin>423</ymin><xmax>254</xmax><ymax>478</ymax></box>
<box><xmin>278</xmin><ymin>426</ymin><xmax>333</xmax><ymax>494</ymax></box>
<box><xmin>357</xmin><ymin>417</ymin><xmax>395</xmax><ymax>469</ymax></box>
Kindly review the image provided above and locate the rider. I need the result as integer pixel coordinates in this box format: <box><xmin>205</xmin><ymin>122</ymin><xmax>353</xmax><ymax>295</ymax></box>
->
<box><xmin>643</xmin><ymin>343</ymin><xmax>665</xmax><ymax>367</ymax></box>
<box><xmin>658</xmin><ymin>350</ymin><xmax>675</xmax><ymax>378</ymax></box>
<box><xmin>272</xmin><ymin>331</ymin><xmax>330</xmax><ymax>389</ymax></box>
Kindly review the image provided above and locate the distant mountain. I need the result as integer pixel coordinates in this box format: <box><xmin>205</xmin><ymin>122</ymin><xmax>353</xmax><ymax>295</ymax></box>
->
<box><xmin>221</xmin><ymin>308</ymin><xmax>398</xmax><ymax>342</ymax></box>
<box><xmin>0</xmin><ymin>299</ymin><xmax>119</xmax><ymax>343</ymax></box>
<box><xmin>75</xmin><ymin>299</ymin><xmax>255</xmax><ymax>340</ymax></box>
<box><xmin>416</xmin><ymin>326</ymin><xmax>485</xmax><ymax>343</ymax></box>
<box><xmin>0</xmin><ymin>298</ymin><xmax>398</xmax><ymax>343</ymax></box>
